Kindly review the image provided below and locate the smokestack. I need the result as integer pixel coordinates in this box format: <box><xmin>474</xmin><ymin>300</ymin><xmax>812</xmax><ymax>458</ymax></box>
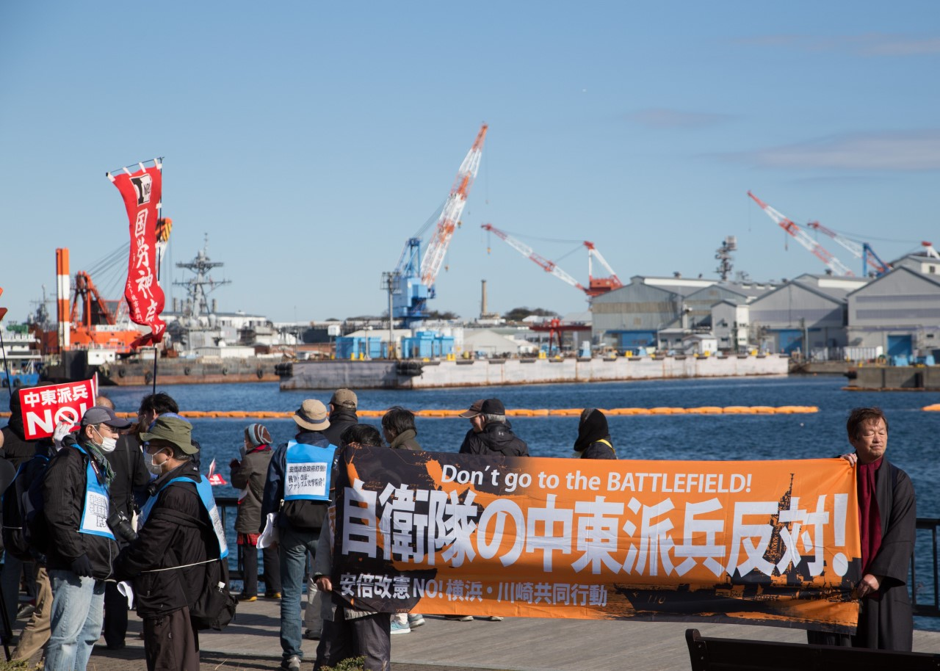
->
<box><xmin>212</xmin><ymin>298</ymin><xmax>218</xmax><ymax>314</ymax></box>
<box><xmin>481</xmin><ymin>279</ymin><xmax>488</xmax><ymax>317</ymax></box>
<box><xmin>56</xmin><ymin>248</ymin><xmax>70</xmax><ymax>351</ymax></box>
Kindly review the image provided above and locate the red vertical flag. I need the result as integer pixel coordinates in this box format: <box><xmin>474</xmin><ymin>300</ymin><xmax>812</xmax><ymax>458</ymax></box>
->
<box><xmin>109</xmin><ymin>162</ymin><xmax>166</xmax><ymax>347</ymax></box>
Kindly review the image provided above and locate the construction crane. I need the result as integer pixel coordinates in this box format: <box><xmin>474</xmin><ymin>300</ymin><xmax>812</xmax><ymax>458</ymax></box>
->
<box><xmin>804</xmin><ymin>221</ymin><xmax>891</xmax><ymax>277</ymax></box>
<box><xmin>747</xmin><ymin>191</ymin><xmax>854</xmax><ymax>277</ymax></box>
<box><xmin>390</xmin><ymin>125</ymin><xmax>488</xmax><ymax>327</ymax></box>
<box><xmin>481</xmin><ymin>224</ymin><xmax>623</xmax><ymax>297</ymax></box>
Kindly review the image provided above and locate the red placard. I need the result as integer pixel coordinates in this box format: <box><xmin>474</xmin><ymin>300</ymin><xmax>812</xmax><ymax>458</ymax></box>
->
<box><xmin>111</xmin><ymin>165</ymin><xmax>166</xmax><ymax>347</ymax></box>
<box><xmin>19</xmin><ymin>377</ymin><xmax>99</xmax><ymax>440</ymax></box>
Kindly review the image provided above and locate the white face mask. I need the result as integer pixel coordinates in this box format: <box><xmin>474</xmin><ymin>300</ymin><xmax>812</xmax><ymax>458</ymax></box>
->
<box><xmin>93</xmin><ymin>427</ymin><xmax>117</xmax><ymax>453</ymax></box>
<box><xmin>146</xmin><ymin>449</ymin><xmax>168</xmax><ymax>475</ymax></box>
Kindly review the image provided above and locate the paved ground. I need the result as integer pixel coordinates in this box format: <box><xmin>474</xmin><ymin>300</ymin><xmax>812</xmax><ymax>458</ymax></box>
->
<box><xmin>6</xmin><ymin>596</ymin><xmax>940</xmax><ymax>670</ymax></box>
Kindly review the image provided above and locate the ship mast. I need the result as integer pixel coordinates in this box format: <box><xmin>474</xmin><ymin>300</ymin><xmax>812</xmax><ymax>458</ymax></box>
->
<box><xmin>173</xmin><ymin>235</ymin><xmax>231</xmax><ymax>327</ymax></box>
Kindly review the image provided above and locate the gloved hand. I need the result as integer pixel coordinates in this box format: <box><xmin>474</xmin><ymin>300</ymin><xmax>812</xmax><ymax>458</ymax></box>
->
<box><xmin>70</xmin><ymin>554</ymin><xmax>94</xmax><ymax>577</ymax></box>
<box><xmin>53</xmin><ymin>420</ymin><xmax>73</xmax><ymax>446</ymax></box>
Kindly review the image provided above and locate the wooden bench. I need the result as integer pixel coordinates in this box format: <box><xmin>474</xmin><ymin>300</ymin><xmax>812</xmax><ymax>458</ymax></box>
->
<box><xmin>685</xmin><ymin>628</ymin><xmax>940</xmax><ymax>670</ymax></box>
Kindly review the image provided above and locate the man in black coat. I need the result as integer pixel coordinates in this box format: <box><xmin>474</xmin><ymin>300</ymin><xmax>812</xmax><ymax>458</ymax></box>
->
<box><xmin>809</xmin><ymin>407</ymin><xmax>916</xmax><ymax>651</ymax></box>
<box><xmin>94</xmin><ymin>396</ymin><xmax>150</xmax><ymax>650</ymax></box>
<box><xmin>458</xmin><ymin>399</ymin><xmax>528</xmax><ymax>457</ymax></box>
<box><xmin>320</xmin><ymin>389</ymin><xmax>358</xmax><ymax>447</ymax></box>
<box><xmin>116</xmin><ymin>416</ymin><xmax>221</xmax><ymax>671</ymax></box>
<box><xmin>43</xmin><ymin>406</ymin><xmax>129</xmax><ymax>671</ymax></box>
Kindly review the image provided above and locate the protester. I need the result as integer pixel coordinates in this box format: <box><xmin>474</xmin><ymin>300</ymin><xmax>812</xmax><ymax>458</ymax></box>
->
<box><xmin>321</xmin><ymin>389</ymin><xmax>359</xmax><ymax>447</ymax></box>
<box><xmin>1</xmin><ymin>388</ymin><xmax>40</xmax><ymax>640</ymax></box>
<box><xmin>115</xmin><ymin>415</ymin><xmax>223</xmax><ymax>671</ymax></box>
<box><xmin>261</xmin><ymin>399</ymin><xmax>334</xmax><ymax>671</ymax></box>
<box><xmin>380</xmin><ymin>407</ymin><xmax>425</xmax><ymax>634</ymax></box>
<box><xmin>808</xmin><ymin>407</ymin><xmax>916</xmax><ymax>651</ymax></box>
<box><xmin>573</xmin><ymin>408</ymin><xmax>616</xmax><ymax>460</ymax></box>
<box><xmin>8</xmin><ymin>430</ymin><xmax>59</xmax><ymax>665</ymax></box>
<box><xmin>230</xmin><ymin>423</ymin><xmax>279</xmax><ymax>602</ymax></box>
<box><xmin>42</xmin><ymin>406</ymin><xmax>129</xmax><ymax>671</ymax></box>
<box><xmin>313</xmin><ymin>424</ymin><xmax>391</xmax><ymax>671</ymax></box>
<box><xmin>457</xmin><ymin>399</ymin><xmax>485</xmax><ymax>449</ymax></box>
<box><xmin>458</xmin><ymin>398</ymin><xmax>528</xmax><ymax>457</ymax></box>
<box><xmin>381</xmin><ymin>406</ymin><xmax>422</xmax><ymax>451</ymax></box>
<box><xmin>137</xmin><ymin>392</ymin><xmax>179</xmax><ymax>430</ymax></box>
<box><xmin>95</xmin><ymin>396</ymin><xmax>150</xmax><ymax>650</ymax></box>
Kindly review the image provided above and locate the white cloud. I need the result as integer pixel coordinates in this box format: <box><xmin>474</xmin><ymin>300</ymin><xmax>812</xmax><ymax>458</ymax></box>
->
<box><xmin>727</xmin><ymin>130</ymin><xmax>940</xmax><ymax>171</ymax></box>
<box><xmin>626</xmin><ymin>108</ymin><xmax>733</xmax><ymax>129</ymax></box>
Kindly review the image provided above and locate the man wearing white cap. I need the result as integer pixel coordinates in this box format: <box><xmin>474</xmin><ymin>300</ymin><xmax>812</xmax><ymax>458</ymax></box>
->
<box><xmin>261</xmin><ymin>400</ymin><xmax>335</xmax><ymax>671</ymax></box>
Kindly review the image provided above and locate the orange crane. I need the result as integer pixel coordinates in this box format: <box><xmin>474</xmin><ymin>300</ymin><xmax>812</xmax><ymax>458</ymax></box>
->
<box><xmin>481</xmin><ymin>224</ymin><xmax>623</xmax><ymax>297</ymax></box>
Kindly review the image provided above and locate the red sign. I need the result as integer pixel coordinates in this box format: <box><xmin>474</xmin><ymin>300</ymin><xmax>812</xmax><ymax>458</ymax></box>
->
<box><xmin>110</xmin><ymin>163</ymin><xmax>166</xmax><ymax>347</ymax></box>
<box><xmin>19</xmin><ymin>377</ymin><xmax>99</xmax><ymax>440</ymax></box>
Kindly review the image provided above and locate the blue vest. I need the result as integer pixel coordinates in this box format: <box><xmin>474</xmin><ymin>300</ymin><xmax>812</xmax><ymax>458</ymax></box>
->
<box><xmin>140</xmin><ymin>474</ymin><xmax>229</xmax><ymax>559</ymax></box>
<box><xmin>74</xmin><ymin>444</ymin><xmax>115</xmax><ymax>540</ymax></box>
<box><xmin>283</xmin><ymin>441</ymin><xmax>336</xmax><ymax>502</ymax></box>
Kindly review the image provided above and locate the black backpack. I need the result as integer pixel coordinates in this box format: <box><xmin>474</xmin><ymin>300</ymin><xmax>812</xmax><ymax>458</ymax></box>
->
<box><xmin>149</xmin><ymin>505</ymin><xmax>238</xmax><ymax>631</ymax></box>
<box><xmin>2</xmin><ymin>452</ymin><xmax>51</xmax><ymax>561</ymax></box>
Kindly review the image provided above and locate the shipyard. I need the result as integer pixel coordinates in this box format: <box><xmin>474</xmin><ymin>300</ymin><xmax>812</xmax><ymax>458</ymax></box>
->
<box><xmin>3</xmin><ymin>4</ymin><xmax>940</xmax><ymax>671</ymax></box>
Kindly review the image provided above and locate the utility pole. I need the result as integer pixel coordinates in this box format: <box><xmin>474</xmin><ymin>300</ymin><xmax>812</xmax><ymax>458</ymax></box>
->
<box><xmin>381</xmin><ymin>271</ymin><xmax>401</xmax><ymax>359</ymax></box>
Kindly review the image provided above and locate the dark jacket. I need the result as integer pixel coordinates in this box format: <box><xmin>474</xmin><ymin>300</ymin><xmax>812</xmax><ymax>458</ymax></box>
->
<box><xmin>574</xmin><ymin>409</ymin><xmax>617</xmax><ymax>460</ymax></box>
<box><xmin>389</xmin><ymin>429</ymin><xmax>422</xmax><ymax>451</ymax></box>
<box><xmin>321</xmin><ymin>407</ymin><xmax>358</xmax><ymax>446</ymax></box>
<box><xmin>459</xmin><ymin>421</ymin><xmax>528</xmax><ymax>457</ymax></box>
<box><xmin>104</xmin><ymin>434</ymin><xmax>151</xmax><ymax>520</ymax></box>
<box><xmin>115</xmin><ymin>461</ymin><xmax>218</xmax><ymax>618</ymax></box>
<box><xmin>260</xmin><ymin>430</ymin><xmax>332</xmax><ymax>532</ymax></box>
<box><xmin>230</xmin><ymin>444</ymin><xmax>273</xmax><ymax>534</ymax></box>
<box><xmin>2</xmin><ymin>390</ymin><xmax>37</xmax><ymax>469</ymax></box>
<box><xmin>42</xmin><ymin>439</ymin><xmax>119</xmax><ymax>579</ymax></box>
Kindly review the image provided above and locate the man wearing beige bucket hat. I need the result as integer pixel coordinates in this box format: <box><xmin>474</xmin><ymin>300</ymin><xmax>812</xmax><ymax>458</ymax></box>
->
<box><xmin>261</xmin><ymin>400</ymin><xmax>335</xmax><ymax>671</ymax></box>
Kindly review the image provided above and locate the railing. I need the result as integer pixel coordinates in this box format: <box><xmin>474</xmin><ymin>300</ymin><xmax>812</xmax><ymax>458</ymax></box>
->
<box><xmin>215</xmin><ymin>497</ymin><xmax>940</xmax><ymax>617</ymax></box>
<box><xmin>914</xmin><ymin>518</ymin><xmax>940</xmax><ymax>617</ymax></box>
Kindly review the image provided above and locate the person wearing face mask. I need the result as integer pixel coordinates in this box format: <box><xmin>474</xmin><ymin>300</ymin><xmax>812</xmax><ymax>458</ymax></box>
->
<box><xmin>115</xmin><ymin>416</ymin><xmax>225</xmax><ymax>671</ymax></box>
<box><xmin>230</xmin><ymin>423</ymin><xmax>279</xmax><ymax>602</ymax></box>
<box><xmin>41</xmin><ymin>406</ymin><xmax>129</xmax><ymax>671</ymax></box>
<box><xmin>89</xmin><ymin>397</ymin><xmax>150</xmax><ymax>651</ymax></box>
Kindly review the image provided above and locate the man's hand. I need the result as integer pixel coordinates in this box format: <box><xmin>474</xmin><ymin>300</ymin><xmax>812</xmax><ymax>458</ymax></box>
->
<box><xmin>70</xmin><ymin>554</ymin><xmax>94</xmax><ymax>577</ymax></box>
<box><xmin>840</xmin><ymin>453</ymin><xmax>857</xmax><ymax>466</ymax></box>
<box><xmin>316</xmin><ymin>576</ymin><xmax>332</xmax><ymax>593</ymax></box>
<box><xmin>856</xmin><ymin>573</ymin><xmax>881</xmax><ymax>598</ymax></box>
<box><xmin>53</xmin><ymin>420</ymin><xmax>73</xmax><ymax>445</ymax></box>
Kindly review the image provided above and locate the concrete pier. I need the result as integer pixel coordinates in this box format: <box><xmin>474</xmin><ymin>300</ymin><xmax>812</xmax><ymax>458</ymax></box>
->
<box><xmin>280</xmin><ymin>354</ymin><xmax>790</xmax><ymax>390</ymax></box>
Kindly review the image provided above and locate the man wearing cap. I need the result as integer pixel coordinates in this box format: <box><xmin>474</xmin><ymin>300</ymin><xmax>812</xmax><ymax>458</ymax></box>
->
<box><xmin>115</xmin><ymin>416</ymin><xmax>226</xmax><ymax>671</ymax></box>
<box><xmin>321</xmin><ymin>389</ymin><xmax>359</xmax><ymax>447</ymax></box>
<box><xmin>459</xmin><ymin>398</ymin><xmax>529</xmax><ymax>457</ymax></box>
<box><xmin>261</xmin><ymin>399</ymin><xmax>336</xmax><ymax>671</ymax></box>
<box><xmin>42</xmin><ymin>406</ymin><xmax>129</xmax><ymax>671</ymax></box>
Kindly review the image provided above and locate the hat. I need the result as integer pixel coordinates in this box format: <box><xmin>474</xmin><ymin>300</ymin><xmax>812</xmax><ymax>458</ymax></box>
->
<box><xmin>459</xmin><ymin>399</ymin><xmax>485</xmax><ymax>418</ymax></box>
<box><xmin>245</xmin><ymin>423</ymin><xmax>272</xmax><ymax>447</ymax></box>
<box><xmin>80</xmin><ymin>406</ymin><xmax>132</xmax><ymax>430</ymax></box>
<box><xmin>140</xmin><ymin>416</ymin><xmax>198</xmax><ymax>454</ymax></box>
<box><xmin>294</xmin><ymin>399</ymin><xmax>330</xmax><ymax>431</ymax></box>
<box><xmin>330</xmin><ymin>388</ymin><xmax>358</xmax><ymax>409</ymax></box>
<box><xmin>481</xmin><ymin>398</ymin><xmax>505</xmax><ymax>415</ymax></box>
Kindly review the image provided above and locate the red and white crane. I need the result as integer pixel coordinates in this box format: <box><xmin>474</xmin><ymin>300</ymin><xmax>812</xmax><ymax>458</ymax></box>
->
<box><xmin>481</xmin><ymin>224</ymin><xmax>622</xmax><ymax>297</ymax></box>
<box><xmin>805</xmin><ymin>221</ymin><xmax>891</xmax><ymax>276</ymax></box>
<box><xmin>420</xmin><ymin>124</ymin><xmax>488</xmax><ymax>289</ymax></box>
<box><xmin>747</xmin><ymin>191</ymin><xmax>854</xmax><ymax>276</ymax></box>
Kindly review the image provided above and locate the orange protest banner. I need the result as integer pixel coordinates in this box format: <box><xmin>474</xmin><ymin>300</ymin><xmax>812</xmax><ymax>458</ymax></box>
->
<box><xmin>330</xmin><ymin>446</ymin><xmax>861</xmax><ymax>633</ymax></box>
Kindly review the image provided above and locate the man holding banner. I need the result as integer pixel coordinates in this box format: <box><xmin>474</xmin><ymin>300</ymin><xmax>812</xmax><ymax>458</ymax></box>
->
<box><xmin>42</xmin><ymin>406</ymin><xmax>128</xmax><ymax>671</ymax></box>
<box><xmin>811</xmin><ymin>407</ymin><xmax>916</xmax><ymax>651</ymax></box>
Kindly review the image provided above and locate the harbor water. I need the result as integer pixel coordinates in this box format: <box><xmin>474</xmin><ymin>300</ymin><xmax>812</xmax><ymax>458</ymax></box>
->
<box><xmin>97</xmin><ymin>375</ymin><xmax>940</xmax><ymax>630</ymax></box>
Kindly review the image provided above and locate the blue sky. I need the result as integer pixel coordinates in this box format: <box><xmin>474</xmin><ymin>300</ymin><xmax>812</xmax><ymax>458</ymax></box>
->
<box><xmin>2</xmin><ymin>2</ymin><xmax>938</xmax><ymax>324</ymax></box>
